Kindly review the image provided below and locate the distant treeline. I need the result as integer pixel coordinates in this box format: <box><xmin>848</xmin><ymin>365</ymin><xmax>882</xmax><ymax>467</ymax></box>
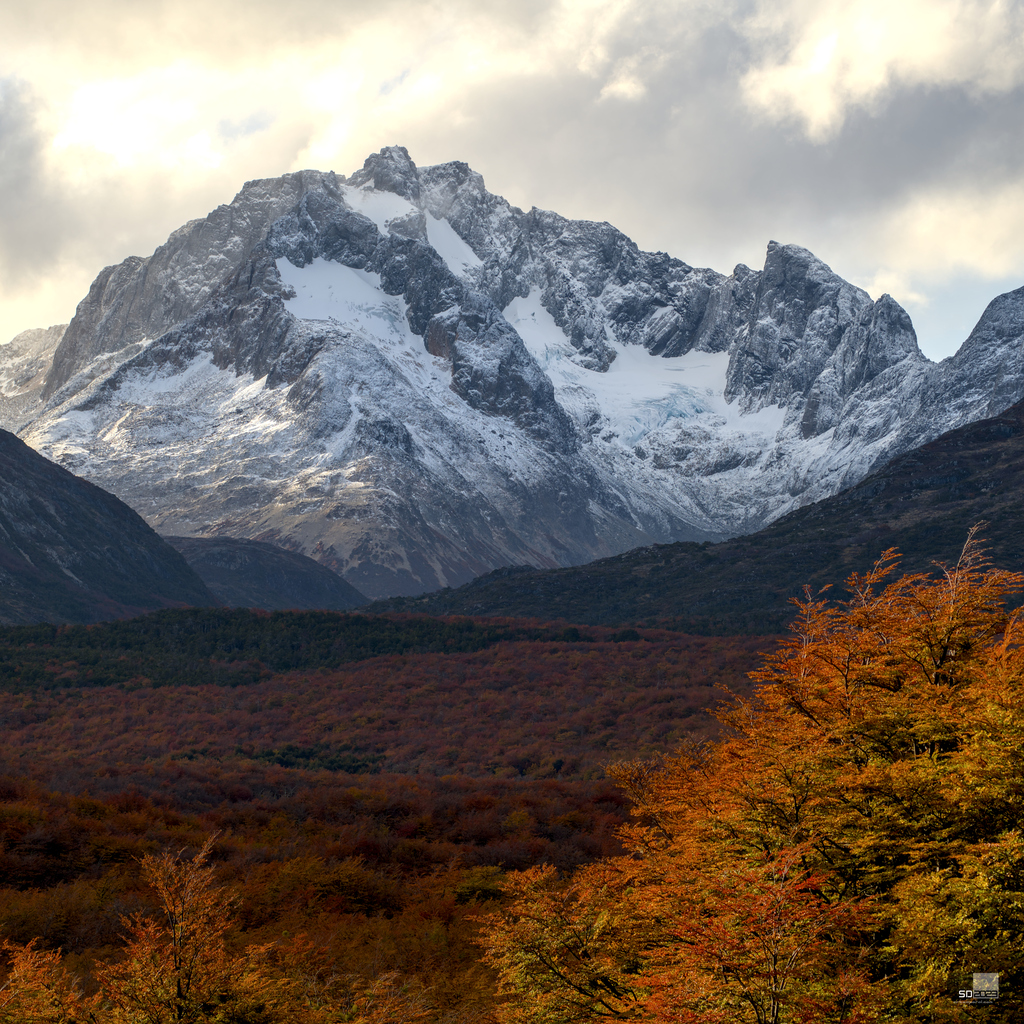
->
<box><xmin>0</xmin><ymin>608</ymin><xmax>613</xmax><ymax>691</ymax></box>
<box><xmin>0</xmin><ymin>631</ymin><xmax>766</xmax><ymax>781</ymax></box>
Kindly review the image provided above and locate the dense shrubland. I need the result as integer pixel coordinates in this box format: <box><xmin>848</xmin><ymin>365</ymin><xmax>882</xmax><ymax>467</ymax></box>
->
<box><xmin>0</xmin><ymin>628</ymin><xmax>764</xmax><ymax>780</ymax></box>
<box><xmin>0</xmin><ymin>767</ymin><xmax>628</xmax><ymax>1021</ymax></box>
<box><xmin>0</xmin><ymin>617</ymin><xmax>761</xmax><ymax>1020</ymax></box>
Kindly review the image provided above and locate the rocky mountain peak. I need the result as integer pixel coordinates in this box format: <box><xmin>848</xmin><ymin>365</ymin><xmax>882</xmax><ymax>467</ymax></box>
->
<box><xmin>930</xmin><ymin>283</ymin><xmax>1024</xmax><ymax>425</ymax></box>
<box><xmin>726</xmin><ymin>242</ymin><xmax>926</xmax><ymax>431</ymax></box>
<box><xmin>6</xmin><ymin>148</ymin><xmax>1024</xmax><ymax>599</ymax></box>
<box><xmin>951</xmin><ymin>285</ymin><xmax>1024</xmax><ymax>371</ymax></box>
<box><xmin>42</xmin><ymin>169</ymin><xmax>342</xmax><ymax>401</ymax></box>
<box><xmin>347</xmin><ymin>145</ymin><xmax>422</xmax><ymax>201</ymax></box>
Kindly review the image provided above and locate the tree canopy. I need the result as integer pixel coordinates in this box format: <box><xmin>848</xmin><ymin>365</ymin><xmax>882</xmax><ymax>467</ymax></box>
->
<box><xmin>483</xmin><ymin>535</ymin><xmax>1024</xmax><ymax>1022</ymax></box>
<box><xmin>4</xmin><ymin>535</ymin><xmax>1023</xmax><ymax>1021</ymax></box>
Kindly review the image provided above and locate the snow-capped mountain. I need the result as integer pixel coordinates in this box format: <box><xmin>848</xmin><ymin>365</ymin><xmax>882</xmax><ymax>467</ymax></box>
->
<box><xmin>3</xmin><ymin>146</ymin><xmax>1023</xmax><ymax>598</ymax></box>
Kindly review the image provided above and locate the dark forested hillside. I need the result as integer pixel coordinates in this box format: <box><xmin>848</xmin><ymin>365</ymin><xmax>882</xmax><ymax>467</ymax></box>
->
<box><xmin>0</xmin><ymin>429</ymin><xmax>215</xmax><ymax>624</ymax></box>
<box><xmin>0</xmin><ymin>608</ymin><xmax>689</xmax><ymax>691</ymax></box>
<box><xmin>164</xmin><ymin>535</ymin><xmax>368</xmax><ymax>610</ymax></box>
<box><xmin>371</xmin><ymin>397</ymin><xmax>1024</xmax><ymax>632</ymax></box>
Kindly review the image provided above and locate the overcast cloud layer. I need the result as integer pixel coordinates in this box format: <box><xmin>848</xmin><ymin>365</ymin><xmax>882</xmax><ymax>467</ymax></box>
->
<box><xmin>2</xmin><ymin>0</ymin><xmax>1024</xmax><ymax>359</ymax></box>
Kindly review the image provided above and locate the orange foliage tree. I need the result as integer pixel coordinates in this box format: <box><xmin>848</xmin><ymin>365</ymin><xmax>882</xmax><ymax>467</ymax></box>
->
<box><xmin>483</xmin><ymin>535</ymin><xmax>1024</xmax><ymax>1022</ymax></box>
<box><xmin>481</xmin><ymin>858</ymin><xmax>649</xmax><ymax>1021</ymax></box>
<box><xmin>0</xmin><ymin>836</ymin><xmax>431</xmax><ymax>1023</ymax></box>
<box><xmin>0</xmin><ymin>939</ymin><xmax>95</xmax><ymax>1023</ymax></box>
<box><xmin>95</xmin><ymin>835</ymin><xmax>286</xmax><ymax>1023</ymax></box>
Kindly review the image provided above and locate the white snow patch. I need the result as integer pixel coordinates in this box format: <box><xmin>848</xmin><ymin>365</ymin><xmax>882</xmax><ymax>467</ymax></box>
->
<box><xmin>276</xmin><ymin>258</ymin><xmax>419</xmax><ymax>350</ymax></box>
<box><xmin>426</xmin><ymin>215</ymin><xmax>482</xmax><ymax>276</ymax></box>
<box><xmin>341</xmin><ymin>185</ymin><xmax>417</xmax><ymax>234</ymax></box>
<box><xmin>503</xmin><ymin>288</ymin><xmax>786</xmax><ymax>446</ymax></box>
<box><xmin>43</xmin><ymin>409</ymin><xmax>97</xmax><ymax>442</ymax></box>
<box><xmin>119</xmin><ymin>348</ymin><xmax>219</xmax><ymax>400</ymax></box>
<box><xmin>275</xmin><ymin>257</ymin><xmax>472</xmax><ymax>442</ymax></box>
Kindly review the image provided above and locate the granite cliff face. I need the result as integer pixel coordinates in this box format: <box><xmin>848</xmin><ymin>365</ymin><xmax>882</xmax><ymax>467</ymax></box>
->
<box><xmin>5</xmin><ymin>147</ymin><xmax>1024</xmax><ymax>598</ymax></box>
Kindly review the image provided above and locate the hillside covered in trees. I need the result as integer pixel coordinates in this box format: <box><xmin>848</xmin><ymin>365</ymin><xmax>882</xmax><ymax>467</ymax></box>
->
<box><xmin>0</xmin><ymin>540</ymin><xmax>1021</xmax><ymax>1020</ymax></box>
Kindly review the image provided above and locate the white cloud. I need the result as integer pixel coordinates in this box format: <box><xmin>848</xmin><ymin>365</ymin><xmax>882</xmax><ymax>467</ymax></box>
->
<box><xmin>51</xmin><ymin>64</ymin><xmax>231</xmax><ymax>171</ymax></box>
<box><xmin>859</xmin><ymin>269</ymin><xmax>929</xmax><ymax>307</ymax></box>
<box><xmin>1</xmin><ymin>0</ymin><xmax>1024</xmax><ymax>363</ymax></box>
<box><xmin>599</xmin><ymin>49</ymin><xmax>662</xmax><ymax>101</ymax></box>
<box><xmin>741</xmin><ymin>0</ymin><xmax>1024</xmax><ymax>140</ymax></box>
<box><xmin>876</xmin><ymin>178</ymin><xmax>1024</xmax><ymax>279</ymax></box>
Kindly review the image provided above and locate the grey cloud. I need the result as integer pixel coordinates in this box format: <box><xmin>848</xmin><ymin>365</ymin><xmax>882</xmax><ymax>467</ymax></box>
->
<box><xmin>0</xmin><ymin>79</ymin><xmax>72</xmax><ymax>286</ymax></box>
<box><xmin>701</xmin><ymin>84</ymin><xmax>1024</xmax><ymax>216</ymax></box>
<box><xmin>391</xmin><ymin>7</ymin><xmax>1024</xmax><ymax>268</ymax></box>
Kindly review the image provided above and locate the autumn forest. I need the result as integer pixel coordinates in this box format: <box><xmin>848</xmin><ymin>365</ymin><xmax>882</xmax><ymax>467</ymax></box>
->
<box><xmin>2</xmin><ymin>540</ymin><xmax>1023</xmax><ymax>1021</ymax></box>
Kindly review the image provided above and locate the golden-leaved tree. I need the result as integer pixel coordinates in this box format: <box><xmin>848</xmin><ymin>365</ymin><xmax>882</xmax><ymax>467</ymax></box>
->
<box><xmin>483</xmin><ymin>535</ymin><xmax>1024</xmax><ymax>1023</ymax></box>
<box><xmin>95</xmin><ymin>835</ymin><xmax>284</xmax><ymax>1024</ymax></box>
<box><xmin>0</xmin><ymin>836</ymin><xmax>428</xmax><ymax>1024</ymax></box>
<box><xmin>0</xmin><ymin>939</ymin><xmax>94</xmax><ymax>1024</ymax></box>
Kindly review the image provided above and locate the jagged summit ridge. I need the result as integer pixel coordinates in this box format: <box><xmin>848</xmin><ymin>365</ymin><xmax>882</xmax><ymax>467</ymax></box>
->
<box><xmin>5</xmin><ymin>145</ymin><xmax>1024</xmax><ymax>599</ymax></box>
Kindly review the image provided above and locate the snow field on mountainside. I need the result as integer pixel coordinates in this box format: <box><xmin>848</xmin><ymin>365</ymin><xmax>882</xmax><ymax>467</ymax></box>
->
<box><xmin>502</xmin><ymin>288</ymin><xmax>786</xmax><ymax>446</ymax></box>
<box><xmin>27</xmin><ymin>295</ymin><xmax>551</xmax><ymax>530</ymax></box>
<box><xmin>277</xmin><ymin>259</ymin><xmax>414</xmax><ymax>337</ymax></box>
<box><xmin>340</xmin><ymin>185</ymin><xmax>417</xmax><ymax>233</ymax></box>
<box><xmin>274</xmin><ymin>257</ymin><xmax>806</xmax><ymax>539</ymax></box>
<box><xmin>28</xmin><ymin>354</ymin><xmax>302</xmax><ymax>495</ymax></box>
<box><xmin>275</xmin><ymin>256</ymin><xmax>566</xmax><ymax>491</ymax></box>
<box><xmin>425</xmin><ymin>215</ymin><xmax>483</xmax><ymax>276</ymax></box>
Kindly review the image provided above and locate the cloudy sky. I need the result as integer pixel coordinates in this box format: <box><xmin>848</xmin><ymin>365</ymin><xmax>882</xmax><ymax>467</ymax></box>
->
<box><xmin>2</xmin><ymin>0</ymin><xmax>1023</xmax><ymax>359</ymax></box>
